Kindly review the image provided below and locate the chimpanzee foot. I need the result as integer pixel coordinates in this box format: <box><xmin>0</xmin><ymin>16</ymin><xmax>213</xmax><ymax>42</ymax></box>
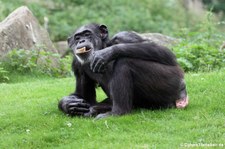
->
<box><xmin>176</xmin><ymin>96</ymin><xmax>189</xmax><ymax>109</ymax></box>
<box><xmin>95</xmin><ymin>112</ymin><xmax>112</xmax><ymax>120</ymax></box>
<box><xmin>83</xmin><ymin>107</ymin><xmax>98</xmax><ymax>117</ymax></box>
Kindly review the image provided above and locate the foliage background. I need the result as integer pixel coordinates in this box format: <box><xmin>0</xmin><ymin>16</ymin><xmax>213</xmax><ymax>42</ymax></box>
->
<box><xmin>1</xmin><ymin>0</ymin><xmax>224</xmax><ymax>41</ymax></box>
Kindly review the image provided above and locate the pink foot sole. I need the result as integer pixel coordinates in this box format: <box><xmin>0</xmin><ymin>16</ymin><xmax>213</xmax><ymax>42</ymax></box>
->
<box><xmin>176</xmin><ymin>96</ymin><xmax>189</xmax><ymax>109</ymax></box>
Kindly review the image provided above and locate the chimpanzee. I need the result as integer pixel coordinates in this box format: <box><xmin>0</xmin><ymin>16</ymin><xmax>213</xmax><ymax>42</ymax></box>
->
<box><xmin>58</xmin><ymin>23</ymin><xmax>189</xmax><ymax>119</ymax></box>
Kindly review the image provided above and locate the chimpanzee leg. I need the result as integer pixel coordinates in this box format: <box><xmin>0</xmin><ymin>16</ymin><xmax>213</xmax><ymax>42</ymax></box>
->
<box><xmin>96</xmin><ymin>61</ymin><xmax>133</xmax><ymax>119</ymax></box>
<box><xmin>84</xmin><ymin>98</ymin><xmax>112</xmax><ymax>117</ymax></box>
<box><xmin>176</xmin><ymin>80</ymin><xmax>189</xmax><ymax>109</ymax></box>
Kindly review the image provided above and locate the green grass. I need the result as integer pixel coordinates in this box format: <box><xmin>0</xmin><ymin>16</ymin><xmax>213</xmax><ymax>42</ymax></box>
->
<box><xmin>0</xmin><ymin>71</ymin><xmax>225</xmax><ymax>149</ymax></box>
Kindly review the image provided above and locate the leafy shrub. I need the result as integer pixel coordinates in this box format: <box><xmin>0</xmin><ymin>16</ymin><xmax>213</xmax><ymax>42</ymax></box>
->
<box><xmin>173</xmin><ymin>12</ymin><xmax>225</xmax><ymax>72</ymax></box>
<box><xmin>174</xmin><ymin>42</ymin><xmax>225</xmax><ymax>72</ymax></box>
<box><xmin>35</xmin><ymin>50</ymin><xmax>72</xmax><ymax>77</ymax></box>
<box><xmin>0</xmin><ymin>62</ymin><xmax>9</xmax><ymax>82</ymax></box>
<box><xmin>6</xmin><ymin>49</ymin><xmax>38</xmax><ymax>73</ymax></box>
<box><xmin>3</xmin><ymin>49</ymin><xmax>72</xmax><ymax>78</ymax></box>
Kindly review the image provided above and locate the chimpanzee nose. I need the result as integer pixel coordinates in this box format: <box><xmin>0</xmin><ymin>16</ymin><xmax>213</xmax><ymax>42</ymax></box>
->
<box><xmin>79</xmin><ymin>39</ymin><xmax>85</xmax><ymax>44</ymax></box>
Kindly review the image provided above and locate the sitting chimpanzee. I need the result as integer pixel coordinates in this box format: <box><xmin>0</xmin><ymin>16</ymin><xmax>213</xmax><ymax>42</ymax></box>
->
<box><xmin>58</xmin><ymin>23</ymin><xmax>189</xmax><ymax>119</ymax></box>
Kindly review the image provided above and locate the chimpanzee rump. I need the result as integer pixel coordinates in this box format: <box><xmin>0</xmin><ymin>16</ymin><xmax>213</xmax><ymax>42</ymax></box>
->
<box><xmin>58</xmin><ymin>23</ymin><xmax>188</xmax><ymax>118</ymax></box>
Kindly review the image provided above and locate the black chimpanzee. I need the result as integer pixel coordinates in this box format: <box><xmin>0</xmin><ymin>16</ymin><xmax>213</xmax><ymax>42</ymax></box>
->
<box><xmin>58</xmin><ymin>23</ymin><xmax>189</xmax><ymax>119</ymax></box>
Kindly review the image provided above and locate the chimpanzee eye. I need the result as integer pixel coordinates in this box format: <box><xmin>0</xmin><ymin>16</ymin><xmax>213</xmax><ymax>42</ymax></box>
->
<box><xmin>74</xmin><ymin>36</ymin><xmax>80</xmax><ymax>41</ymax></box>
<box><xmin>84</xmin><ymin>32</ymin><xmax>91</xmax><ymax>37</ymax></box>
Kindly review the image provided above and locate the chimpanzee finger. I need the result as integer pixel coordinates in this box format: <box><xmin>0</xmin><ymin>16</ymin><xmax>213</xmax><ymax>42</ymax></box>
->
<box><xmin>93</xmin><ymin>59</ymin><xmax>105</xmax><ymax>73</ymax></box>
<box><xmin>92</xmin><ymin>59</ymin><xmax>100</xmax><ymax>72</ymax></box>
<box><xmin>67</xmin><ymin>99</ymin><xmax>89</xmax><ymax>104</ymax></box>
<box><xmin>69</xmin><ymin>107</ymin><xmax>90</xmax><ymax>112</ymax></box>
<box><xmin>94</xmin><ymin>60</ymin><xmax>103</xmax><ymax>73</ymax></box>
<box><xmin>67</xmin><ymin>98</ymin><xmax>84</xmax><ymax>103</ymax></box>
<box><xmin>68</xmin><ymin>102</ymin><xmax>90</xmax><ymax>108</ymax></box>
<box><xmin>97</xmin><ymin>62</ymin><xmax>106</xmax><ymax>73</ymax></box>
<box><xmin>90</xmin><ymin>54</ymin><xmax>97</xmax><ymax>71</ymax></box>
<box><xmin>90</xmin><ymin>53</ymin><xmax>105</xmax><ymax>73</ymax></box>
<box><xmin>69</xmin><ymin>111</ymin><xmax>85</xmax><ymax>116</ymax></box>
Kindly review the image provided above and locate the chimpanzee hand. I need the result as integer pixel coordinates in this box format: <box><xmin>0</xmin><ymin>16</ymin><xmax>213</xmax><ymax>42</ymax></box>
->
<box><xmin>90</xmin><ymin>48</ymin><xmax>112</xmax><ymax>73</ymax></box>
<box><xmin>58</xmin><ymin>95</ymin><xmax>90</xmax><ymax>116</ymax></box>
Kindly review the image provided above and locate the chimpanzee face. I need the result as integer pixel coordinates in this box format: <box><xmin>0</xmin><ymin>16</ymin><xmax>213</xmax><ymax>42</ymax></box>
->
<box><xmin>67</xmin><ymin>24</ymin><xmax>108</xmax><ymax>64</ymax></box>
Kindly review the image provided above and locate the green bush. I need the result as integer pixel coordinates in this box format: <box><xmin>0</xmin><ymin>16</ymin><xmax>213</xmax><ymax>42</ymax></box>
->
<box><xmin>6</xmin><ymin>49</ymin><xmax>38</xmax><ymax>72</ymax></box>
<box><xmin>173</xmin><ymin>12</ymin><xmax>225</xmax><ymax>72</ymax></box>
<box><xmin>0</xmin><ymin>62</ymin><xmax>9</xmax><ymax>82</ymax></box>
<box><xmin>174</xmin><ymin>42</ymin><xmax>225</xmax><ymax>72</ymax></box>
<box><xmin>2</xmin><ymin>49</ymin><xmax>72</xmax><ymax>78</ymax></box>
<box><xmin>35</xmin><ymin>50</ymin><xmax>72</xmax><ymax>78</ymax></box>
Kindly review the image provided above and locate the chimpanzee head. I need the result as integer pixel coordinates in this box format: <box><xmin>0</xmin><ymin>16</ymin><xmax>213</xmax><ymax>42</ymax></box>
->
<box><xmin>107</xmin><ymin>31</ymin><xmax>146</xmax><ymax>46</ymax></box>
<box><xmin>67</xmin><ymin>23</ymin><xmax>109</xmax><ymax>64</ymax></box>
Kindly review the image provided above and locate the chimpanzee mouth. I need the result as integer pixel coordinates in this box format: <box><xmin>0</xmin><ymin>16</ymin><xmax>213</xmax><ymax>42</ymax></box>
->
<box><xmin>76</xmin><ymin>46</ymin><xmax>92</xmax><ymax>54</ymax></box>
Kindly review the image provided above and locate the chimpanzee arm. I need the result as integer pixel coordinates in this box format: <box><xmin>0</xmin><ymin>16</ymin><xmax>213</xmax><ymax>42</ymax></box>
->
<box><xmin>90</xmin><ymin>42</ymin><xmax>178</xmax><ymax>73</ymax></box>
<box><xmin>58</xmin><ymin>59</ymin><xmax>97</xmax><ymax>116</ymax></box>
<box><xmin>58</xmin><ymin>59</ymin><xmax>112</xmax><ymax>117</ymax></box>
<box><xmin>69</xmin><ymin>59</ymin><xmax>97</xmax><ymax>104</ymax></box>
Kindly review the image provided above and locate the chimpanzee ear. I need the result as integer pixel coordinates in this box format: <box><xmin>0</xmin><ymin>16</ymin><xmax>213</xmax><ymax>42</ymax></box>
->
<box><xmin>99</xmin><ymin>25</ymin><xmax>108</xmax><ymax>40</ymax></box>
<box><xmin>67</xmin><ymin>36</ymin><xmax>74</xmax><ymax>48</ymax></box>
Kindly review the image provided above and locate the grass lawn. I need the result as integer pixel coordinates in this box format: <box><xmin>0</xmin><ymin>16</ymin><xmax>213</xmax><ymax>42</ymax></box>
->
<box><xmin>0</xmin><ymin>71</ymin><xmax>225</xmax><ymax>148</ymax></box>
